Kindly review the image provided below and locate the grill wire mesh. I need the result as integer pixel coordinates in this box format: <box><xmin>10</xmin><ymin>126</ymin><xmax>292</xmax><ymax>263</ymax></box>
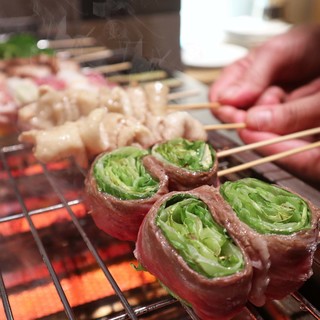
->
<box><xmin>0</xmin><ymin>68</ymin><xmax>320</xmax><ymax>319</ymax></box>
<box><xmin>1</xmin><ymin>133</ymin><xmax>320</xmax><ymax>320</ymax></box>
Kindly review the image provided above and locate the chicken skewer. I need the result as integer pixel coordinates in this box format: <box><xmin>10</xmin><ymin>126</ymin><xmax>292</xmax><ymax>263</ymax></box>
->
<box><xmin>18</xmin><ymin>84</ymin><xmax>320</xmax><ymax>168</ymax></box>
<box><xmin>17</xmin><ymin>81</ymin><xmax>170</xmax><ymax>130</ymax></box>
<box><xmin>17</xmin><ymin>75</ymin><xmax>241</xmax><ymax>132</ymax></box>
<box><xmin>18</xmin><ymin>108</ymin><xmax>207</xmax><ymax>168</ymax></box>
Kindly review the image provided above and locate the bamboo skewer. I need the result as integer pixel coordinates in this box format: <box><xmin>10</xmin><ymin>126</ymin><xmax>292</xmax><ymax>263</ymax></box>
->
<box><xmin>57</xmin><ymin>46</ymin><xmax>107</xmax><ymax>58</ymax></box>
<box><xmin>107</xmin><ymin>70</ymin><xmax>168</xmax><ymax>84</ymax></box>
<box><xmin>168</xmin><ymin>89</ymin><xmax>201</xmax><ymax>101</ymax></box>
<box><xmin>167</xmin><ymin>102</ymin><xmax>221</xmax><ymax>110</ymax></box>
<box><xmin>204</xmin><ymin>123</ymin><xmax>246</xmax><ymax>130</ymax></box>
<box><xmin>218</xmin><ymin>140</ymin><xmax>320</xmax><ymax>177</ymax></box>
<box><xmin>37</xmin><ymin>37</ymin><xmax>97</xmax><ymax>49</ymax></box>
<box><xmin>90</xmin><ymin>62</ymin><xmax>133</xmax><ymax>74</ymax></box>
<box><xmin>217</xmin><ymin>127</ymin><xmax>320</xmax><ymax>158</ymax></box>
<box><xmin>72</xmin><ymin>49</ymin><xmax>115</xmax><ymax>63</ymax></box>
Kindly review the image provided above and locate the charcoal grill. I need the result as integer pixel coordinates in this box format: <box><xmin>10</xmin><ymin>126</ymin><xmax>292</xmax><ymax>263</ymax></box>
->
<box><xmin>0</xmin><ymin>73</ymin><xmax>319</xmax><ymax>320</ymax></box>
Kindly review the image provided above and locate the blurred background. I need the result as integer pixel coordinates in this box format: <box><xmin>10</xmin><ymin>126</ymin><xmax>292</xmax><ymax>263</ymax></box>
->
<box><xmin>1</xmin><ymin>0</ymin><xmax>320</xmax><ymax>82</ymax></box>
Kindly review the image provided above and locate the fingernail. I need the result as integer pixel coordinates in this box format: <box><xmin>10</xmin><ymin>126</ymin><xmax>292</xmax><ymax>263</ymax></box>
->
<box><xmin>247</xmin><ymin>109</ymin><xmax>272</xmax><ymax>130</ymax></box>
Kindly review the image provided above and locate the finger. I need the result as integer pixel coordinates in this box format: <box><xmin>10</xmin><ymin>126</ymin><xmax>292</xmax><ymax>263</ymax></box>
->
<box><xmin>239</xmin><ymin>129</ymin><xmax>320</xmax><ymax>183</ymax></box>
<box><xmin>209</xmin><ymin>55</ymin><xmax>253</xmax><ymax>106</ymax></box>
<box><xmin>211</xmin><ymin>105</ymin><xmax>247</xmax><ymax>123</ymax></box>
<box><xmin>255</xmin><ymin>86</ymin><xmax>287</xmax><ymax>105</ymax></box>
<box><xmin>215</xmin><ymin>42</ymin><xmax>290</xmax><ymax>107</ymax></box>
<box><xmin>245</xmin><ymin>92</ymin><xmax>320</xmax><ymax>134</ymax></box>
<box><xmin>286</xmin><ymin>77</ymin><xmax>320</xmax><ymax>101</ymax></box>
<box><xmin>211</xmin><ymin>25</ymin><xmax>320</xmax><ymax>109</ymax></box>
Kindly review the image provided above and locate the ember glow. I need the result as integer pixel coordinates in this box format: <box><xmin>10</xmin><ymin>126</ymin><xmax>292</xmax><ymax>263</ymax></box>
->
<box><xmin>6</xmin><ymin>261</ymin><xmax>156</xmax><ymax>320</ymax></box>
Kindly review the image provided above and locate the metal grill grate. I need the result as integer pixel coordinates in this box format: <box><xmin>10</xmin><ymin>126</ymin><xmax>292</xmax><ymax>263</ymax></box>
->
<box><xmin>1</xmin><ymin>133</ymin><xmax>320</xmax><ymax>320</ymax></box>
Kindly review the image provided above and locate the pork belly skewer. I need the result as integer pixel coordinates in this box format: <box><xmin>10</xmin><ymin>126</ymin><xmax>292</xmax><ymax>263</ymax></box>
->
<box><xmin>85</xmin><ymin>146</ymin><xmax>169</xmax><ymax>241</ymax></box>
<box><xmin>218</xmin><ymin>178</ymin><xmax>319</xmax><ymax>306</ymax></box>
<box><xmin>134</xmin><ymin>185</ymin><xmax>253</xmax><ymax>320</ymax></box>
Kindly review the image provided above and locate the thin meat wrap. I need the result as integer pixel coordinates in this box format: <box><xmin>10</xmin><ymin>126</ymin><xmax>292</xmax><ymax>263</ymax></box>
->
<box><xmin>85</xmin><ymin>146</ymin><xmax>169</xmax><ymax>241</ymax></box>
<box><xmin>150</xmin><ymin>138</ymin><xmax>218</xmax><ymax>191</ymax></box>
<box><xmin>135</xmin><ymin>185</ymin><xmax>252</xmax><ymax>320</ymax></box>
<box><xmin>219</xmin><ymin>178</ymin><xmax>319</xmax><ymax>306</ymax></box>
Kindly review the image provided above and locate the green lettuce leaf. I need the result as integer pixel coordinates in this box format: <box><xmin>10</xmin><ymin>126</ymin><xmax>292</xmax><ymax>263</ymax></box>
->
<box><xmin>93</xmin><ymin>146</ymin><xmax>159</xmax><ymax>200</ymax></box>
<box><xmin>220</xmin><ymin>178</ymin><xmax>311</xmax><ymax>235</ymax></box>
<box><xmin>151</xmin><ymin>138</ymin><xmax>215</xmax><ymax>172</ymax></box>
<box><xmin>0</xmin><ymin>34</ymin><xmax>54</xmax><ymax>59</ymax></box>
<box><xmin>156</xmin><ymin>194</ymin><xmax>244</xmax><ymax>278</ymax></box>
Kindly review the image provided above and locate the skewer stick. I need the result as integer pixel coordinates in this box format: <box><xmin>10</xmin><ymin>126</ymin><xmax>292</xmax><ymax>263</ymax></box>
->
<box><xmin>57</xmin><ymin>46</ymin><xmax>107</xmax><ymax>57</ymax></box>
<box><xmin>38</xmin><ymin>37</ymin><xmax>97</xmax><ymax>49</ymax></box>
<box><xmin>90</xmin><ymin>62</ymin><xmax>133</xmax><ymax>74</ymax></box>
<box><xmin>204</xmin><ymin>123</ymin><xmax>246</xmax><ymax>130</ymax></box>
<box><xmin>167</xmin><ymin>102</ymin><xmax>220</xmax><ymax>110</ymax></box>
<box><xmin>218</xmin><ymin>140</ymin><xmax>320</xmax><ymax>177</ymax></box>
<box><xmin>168</xmin><ymin>89</ymin><xmax>201</xmax><ymax>101</ymax></box>
<box><xmin>72</xmin><ymin>49</ymin><xmax>114</xmax><ymax>63</ymax></box>
<box><xmin>107</xmin><ymin>70</ymin><xmax>168</xmax><ymax>83</ymax></box>
<box><xmin>160</xmin><ymin>78</ymin><xmax>183</xmax><ymax>88</ymax></box>
<box><xmin>217</xmin><ymin>126</ymin><xmax>320</xmax><ymax>158</ymax></box>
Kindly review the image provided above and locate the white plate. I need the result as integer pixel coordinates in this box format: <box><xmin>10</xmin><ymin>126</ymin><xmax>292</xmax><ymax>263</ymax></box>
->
<box><xmin>181</xmin><ymin>42</ymin><xmax>248</xmax><ymax>68</ymax></box>
<box><xmin>224</xmin><ymin>16</ymin><xmax>291</xmax><ymax>48</ymax></box>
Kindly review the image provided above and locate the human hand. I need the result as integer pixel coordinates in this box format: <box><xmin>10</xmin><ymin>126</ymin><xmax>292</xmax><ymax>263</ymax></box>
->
<box><xmin>217</xmin><ymin>88</ymin><xmax>320</xmax><ymax>184</ymax></box>
<box><xmin>209</xmin><ymin>25</ymin><xmax>320</xmax><ymax>183</ymax></box>
<box><xmin>209</xmin><ymin>24</ymin><xmax>320</xmax><ymax>110</ymax></box>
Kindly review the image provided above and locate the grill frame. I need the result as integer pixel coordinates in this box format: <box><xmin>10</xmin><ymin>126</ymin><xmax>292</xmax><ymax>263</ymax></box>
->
<box><xmin>0</xmin><ymin>76</ymin><xmax>319</xmax><ymax>320</ymax></box>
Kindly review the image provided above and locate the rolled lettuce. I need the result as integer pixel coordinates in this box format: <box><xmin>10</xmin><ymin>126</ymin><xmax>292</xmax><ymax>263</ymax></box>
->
<box><xmin>151</xmin><ymin>138</ymin><xmax>218</xmax><ymax>190</ymax></box>
<box><xmin>94</xmin><ymin>146</ymin><xmax>159</xmax><ymax>200</ymax></box>
<box><xmin>85</xmin><ymin>146</ymin><xmax>169</xmax><ymax>241</ymax></box>
<box><xmin>135</xmin><ymin>185</ymin><xmax>252</xmax><ymax>320</ymax></box>
<box><xmin>217</xmin><ymin>178</ymin><xmax>319</xmax><ymax>305</ymax></box>
<box><xmin>220</xmin><ymin>178</ymin><xmax>311</xmax><ymax>235</ymax></box>
<box><xmin>156</xmin><ymin>194</ymin><xmax>244</xmax><ymax>278</ymax></box>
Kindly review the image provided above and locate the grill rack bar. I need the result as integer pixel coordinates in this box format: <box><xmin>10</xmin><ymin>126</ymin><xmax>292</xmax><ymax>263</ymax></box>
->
<box><xmin>40</xmin><ymin>161</ymin><xmax>138</xmax><ymax>320</ymax></box>
<box><xmin>291</xmin><ymin>292</ymin><xmax>320</xmax><ymax>319</ymax></box>
<box><xmin>0</xmin><ymin>149</ymin><xmax>76</xmax><ymax>319</ymax></box>
<box><xmin>0</xmin><ymin>267</ymin><xmax>14</xmax><ymax>320</ymax></box>
<box><xmin>1</xmin><ymin>142</ymin><xmax>320</xmax><ymax>320</ymax></box>
<box><xmin>0</xmin><ymin>200</ymin><xmax>82</xmax><ymax>223</ymax></box>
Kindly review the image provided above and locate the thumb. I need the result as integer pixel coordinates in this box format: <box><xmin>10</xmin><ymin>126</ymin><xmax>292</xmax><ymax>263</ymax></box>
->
<box><xmin>246</xmin><ymin>93</ymin><xmax>320</xmax><ymax>134</ymax></box>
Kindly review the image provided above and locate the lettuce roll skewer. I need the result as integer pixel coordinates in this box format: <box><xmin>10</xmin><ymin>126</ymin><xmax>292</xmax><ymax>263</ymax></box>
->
<box><xmin>151</xmin><ymin>138</ymin><xmax>218</xmax><ymax>191</ymax></box>
<box><xmin>85</xmin><ymin>146</ymin><xmax>169</xmax><ymax>241</ymax></box>
<box><xmin>135</xmin><ymin>185</ymin><xmax>252</xmax><ymax>320</ymax></box>
<box><xmin>219</xmin><ymin>178</ymin><xmax>319</xmax><ymax>306</ymax></box>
